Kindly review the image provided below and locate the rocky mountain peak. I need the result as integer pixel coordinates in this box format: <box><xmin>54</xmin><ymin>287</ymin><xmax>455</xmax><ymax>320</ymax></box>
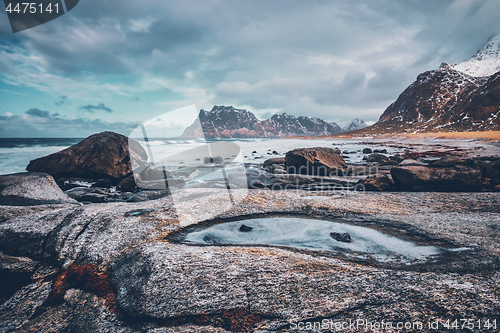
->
<box><xmin>182</xmin><ymin>107</ymin><xmax>344</xmax><ymax>138</ymax></box>
<box><xmin>343</xmin><ymin>118</ymin><xmax>368</xmax><ymax>132</ymax></box>
<box><xmin>453</xmin><ymin>34</ymin><xmax>500</xmax><ymax>77</ymax></box>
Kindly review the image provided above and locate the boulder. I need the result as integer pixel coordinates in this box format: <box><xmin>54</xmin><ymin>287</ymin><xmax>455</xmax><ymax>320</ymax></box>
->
<box><xmin>373</xmin><ymin>149</ymin><xmax>388</xmax><ymax>154</ymax></box>
<box><xmin>330</xmin><ymin>232</ymin><xmax>351</xmax><ymax>243</ymax></box>
<box><xmin>26</xmin><ymin>132</ymin><xmax>149</xmax><ymax>182</ymax></box>
<box><xmin>285</xmin><ymin>147</ymin><xmax>347</xmax><ymax>177</ymax></box>
<box><xmin>481</xmin><ymin>160</ymin><xmax>500</xmax><ymax>180</ymax></box>
<box><xmin>356</xmin><ymin>175</ymin><xmax>394</xmax><ymax>191</ymax></box>
<box><xmin>430</xmin><ymin>156</ymin><xmax>466</xmax><ymax>167</ymax></box>
<box><xmin>391</xmin><ymin>166</ymin><xmax>482</xmax><ymax>192</ymax></box>
<box><xmin>332</xmin><ymin>148</ymin><xmax>341</xmax><ymax>154</ymax></box>
<box><xmin>362</xmin><ymin>148</ymin><xmax>372</xmax><ymax>154</ymax></box>
<box><xmin>0</xmin><ymin>173</ymin><xmax>79</xmax><ymax>206</ymax></box>
<box><xmin>239</xmin><ymin>224</ymin><xmax>253</xmax><ymax>232</ymax></box>
<box><xmin>117</xmin><ymin>175</ymin><xmax>137</xmax><ymax>192</ymax></box>
<box><xmin>262</xmin><ymin>157</ymin><xmax>285</xmax><ymax>168</ymax></box>
<box><xmin>363</xmin><ymin>153</ymin><xmax>389</xmax><ymax>163</ymax></box>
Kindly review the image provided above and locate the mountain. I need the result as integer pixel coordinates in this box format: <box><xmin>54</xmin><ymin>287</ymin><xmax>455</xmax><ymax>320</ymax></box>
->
<box><xmin>181</xmin><ymin>105</ymin><xmax>344</xmax><ymax>138</ymax></box>
<box><xmin>453</xmin><ymin>35</ymin><xmax>500</xmax><ymax>77</ymax></box>
<box><xmin>356</xmin><ymin>36</ymin><xmax>500</xmax><ymax>135</ymax></box>
<box><xmin>343</xmin><ymin>118</ymin><xmax>368</xmax><ymax>132</ymax></box>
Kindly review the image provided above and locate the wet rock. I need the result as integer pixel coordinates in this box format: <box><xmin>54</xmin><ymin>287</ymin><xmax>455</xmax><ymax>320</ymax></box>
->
<box><xmin>399</xmin><ymin>159</ymin><xmax>429</xmax><ymax>166</ymax></box>
<box><xmin>356</xmin><ymin>175</ymin><xmax>394</xmax><ymax>191</ymax></box>
<box><xmin>285</xmin><ymin>147</ymin><xmax>347</xmax><ymax>176</ymax></box>
<box><xmin>481</xmin><ymin>160</ymin><xmax>500</xmax><ymax>180</ymax></box>
<box><xmin>64</xmin><ymin>187</ymin><xmax>108</xmax><ymax>203</ymax></box>
<box><xmin>262</xmin><ymin>157</ymin><xmax>285</xmax><ymax>168</ymax></box>
<box><xmin>332</xmin><ymin>148</ymin><xmax>341</xmax><ymax>154</ymax></box>
<box><xmin>272</xmin><ymin>150</ymin><xmax>279</xmax><ymax>155</ymax></box>
<box><xmin>91</xmin><ymin>179</ymin><xmax>112</xmax><ymax>188</ymax></box>
<box><xmin>239</xmin><ymin>224</ymin><xmax>253</xmax><ymax>232</ymax></box>
<box><xmin>117</xmin><ymin>175</ymin><xmax>137</xmax><ymax>192</ymax></box>
<box><xmin>362</xmin><ymin>153</ymin><xmax>389</xmax><ymax>163</ymax></box>
<box><xmin>362</xmin><ymin>148</ymin><xmax>372</xmax><ymax>154</ymax></box>
<box><xmin>391</xmin><ymin>165</ymin><xmax>482</xmax><ymax>192</ymax></box>
<box><xmin>126</xmin><ymin>190</ymin><xmax>170</xmax><ymax>202</ymax></box>
<box><xmin>430</xmin><ymin>156</ymin><xmax>466</xmax><ymax>167</ymax></box>
<box><xmin>138</xmin><ymin>167</ymin><xmax>171</xmax><ymax>183</ymax></box>
<box><xmin>373</xmin><ymin>149</ymin><xmax>388</xmax><ymax>154</ymax></box>
<box><xmin>0</xmin><ymin>173</ymin><xmax>79</xmax><ymax>206</ymax></box>
<box><xmin>26</xmin><ymin>131</ymin><xmax>149</xmax><ymax>182</ymax></box>
<box><xmin>204</xmin><ymin>156</ymin><xmax>224</xmax><ymax>164</ymax></box>
<box><xmin>330</xmin><ymin>232</ymin><xmax>352</xmax><ymax>243</ymax></box>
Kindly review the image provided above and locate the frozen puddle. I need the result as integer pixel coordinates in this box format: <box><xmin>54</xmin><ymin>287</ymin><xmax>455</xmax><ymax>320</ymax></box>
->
<box><xmin>184</xmin><ymin>217</ymin><xmax>441</xmax><ymax>264</ymax></box>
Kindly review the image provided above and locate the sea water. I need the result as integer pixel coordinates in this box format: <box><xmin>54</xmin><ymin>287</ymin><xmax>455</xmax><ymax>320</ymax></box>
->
<box><xmin>0</xmin><ymin>137</ymin><xmax>398</xmax><ymax>176</ymax></box>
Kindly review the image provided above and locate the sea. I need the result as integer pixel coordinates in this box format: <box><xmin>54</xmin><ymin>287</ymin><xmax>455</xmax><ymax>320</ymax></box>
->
<box><xmin>0</xmin><ymin>137</ymin><xmax>400</xmax><ymax>176</ymax></box>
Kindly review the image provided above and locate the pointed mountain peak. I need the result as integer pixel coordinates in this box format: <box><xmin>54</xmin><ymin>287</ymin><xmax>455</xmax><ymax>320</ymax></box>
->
<box><xmin>453</xmin><ymin>34</ymin><xmax>500</xmax><ymax>77</ymax></box>
<box><xmin>343</xmin><ymin>118</ymin><xmax>368</xmax><ymax>132</ymax></box>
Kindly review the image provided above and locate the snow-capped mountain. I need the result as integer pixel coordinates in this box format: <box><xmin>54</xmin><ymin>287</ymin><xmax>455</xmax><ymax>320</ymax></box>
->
<box><xmin>343</xmin><ymin>118</ymin><xmax>368</xmax><ymax>132</ymax></box>
<box><xmin>359</xmin><ymin>62</ymin><xmax>499</xmax><ymax>134</ymax></box>
<box><xmin>453</xmin><ymin>35</ymin><xmax>500</xmax><ymax>77</ymax></box>
<box><xmin>354</xmin><ymin>35</ymin><xmax>500</xmax><ymax>134</ymax></box>
<box><xmin>181</xmin><ymin>105</ymin><xmax>344</xmax><ymax>138</ymax></box>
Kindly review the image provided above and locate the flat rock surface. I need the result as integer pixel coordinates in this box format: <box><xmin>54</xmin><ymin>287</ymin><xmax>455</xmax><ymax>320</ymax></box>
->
<box><xmin>0</xmin><ymin>172</ymin><xmax>79</xmax><ymax>206</ymax></box>
<box><xmin>0</xmin><ymin>189</ymin><xmax>499</xmax><ymax>332</ymax></box>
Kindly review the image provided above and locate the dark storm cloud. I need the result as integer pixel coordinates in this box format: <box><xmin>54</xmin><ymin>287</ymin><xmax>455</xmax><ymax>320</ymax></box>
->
<box><xmin>25</xmin><ymin>108</ymin><xmax>50</xmax><ymax>117</ymax></box>
<box><xmin>1</xmin><ymin>0</ymin><xmax>500</xmax><ymax>124</ymax></box>
<box><xmin>79</xmin><ymin>103</ymin><xmax>114</xmax><ymax>113</ymax></box>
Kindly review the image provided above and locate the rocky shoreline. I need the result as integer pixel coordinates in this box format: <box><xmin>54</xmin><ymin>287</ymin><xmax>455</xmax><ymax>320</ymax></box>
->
<box><xmin>1</xmin><ymin>132</ymin><xmax>499</xmax><ymax>332</ymax></box>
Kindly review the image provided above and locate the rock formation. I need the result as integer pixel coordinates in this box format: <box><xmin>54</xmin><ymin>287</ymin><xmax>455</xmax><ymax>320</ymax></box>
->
<box><xmin>285</xmin><ymin>147</ymin><xmax>348</xmax><ymax>176</ymax></box>
<box><xmin>0</xmin><ymin>172</ymin><xmax>78</xmax><ymax>206</ymax></box>
<box><xmin>26</xmin><ymin>132</ymin><xmax>149</xmax><ymax>183</ymax></box>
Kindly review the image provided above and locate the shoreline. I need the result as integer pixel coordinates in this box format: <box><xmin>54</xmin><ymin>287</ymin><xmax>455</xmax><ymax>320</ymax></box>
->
<box><xmin>324</xmin><ymin>130</ymin><xmax>500</xmax><ymax>141</ymax></box>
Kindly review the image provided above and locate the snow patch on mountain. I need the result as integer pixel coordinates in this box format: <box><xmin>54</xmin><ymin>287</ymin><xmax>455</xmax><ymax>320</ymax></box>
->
<box><xmin>343</xmin><ymin>118</ymin><xmax>368</xmax><ymax>132</ymax></box>
<box><xmin>453</xmin><ymin>35</ymin><xmax>500</xmax><ymax>77</ymax></box>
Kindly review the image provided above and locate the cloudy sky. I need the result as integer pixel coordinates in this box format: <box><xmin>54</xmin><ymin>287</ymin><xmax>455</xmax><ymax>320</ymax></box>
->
<box><xmin>1</xmin><ymin>0</ymin><xmax>499</xmax><ymax>137</ymax></box>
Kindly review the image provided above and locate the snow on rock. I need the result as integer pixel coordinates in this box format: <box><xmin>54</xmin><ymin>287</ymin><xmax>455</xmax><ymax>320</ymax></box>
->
<box><xmin>343</xmin><ymin>118</ymin><xmax>368</xmax><ymax>132</ymax></box>
<box><xmin>453</xmin><ymin>35</ymin><xmax>500</xmax><ymax>77</ymax></box>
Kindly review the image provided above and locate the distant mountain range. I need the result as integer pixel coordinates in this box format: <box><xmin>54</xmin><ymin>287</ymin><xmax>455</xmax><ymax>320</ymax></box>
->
<box><xmin>182</xmin><ymin>105</ymin><xmax>366</xmax><ymax>138</ymax></box>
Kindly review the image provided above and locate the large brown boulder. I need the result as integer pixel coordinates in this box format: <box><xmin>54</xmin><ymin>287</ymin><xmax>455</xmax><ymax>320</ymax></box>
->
<box><xmin>391</xmin><ymin>165</ymin><xmax>482</xmax><ymax>192</ymax></box>
<box><xmin>26</xmin><ymin>132</ymin><xmax>148</xmax><ymax>182</ymax></box>
<box><xmin>357</xmin><ymin>175</ymin><xmax>394</xmax><ymax>191</ymax></box>
<box><xmin>285</xmin><ymin>147</ymin><xmax>347</xmax><ymax>176</ymax></box>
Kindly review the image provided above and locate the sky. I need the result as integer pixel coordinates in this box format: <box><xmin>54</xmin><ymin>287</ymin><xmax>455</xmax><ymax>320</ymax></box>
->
<box><xmin>1</xmin><ymin>0</ymin><xmax>500</xmax><ymax>137</ymax></box>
